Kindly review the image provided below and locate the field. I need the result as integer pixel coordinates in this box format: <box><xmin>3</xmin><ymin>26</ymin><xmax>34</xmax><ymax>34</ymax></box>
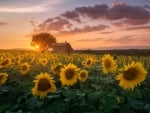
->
<box><xmin>0</xmin><ymin>50</ymin><xmax>150</xmax><ymax>113</ymax></box>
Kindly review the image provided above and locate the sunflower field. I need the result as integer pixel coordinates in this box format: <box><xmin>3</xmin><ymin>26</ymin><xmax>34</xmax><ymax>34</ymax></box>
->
<box><xmin>0</xmin><ymin>50</ymin><xmax>150</xmax><ymax>113</ymax></box>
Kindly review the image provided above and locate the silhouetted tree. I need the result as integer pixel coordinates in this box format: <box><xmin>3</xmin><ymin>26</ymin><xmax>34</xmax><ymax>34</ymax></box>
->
<box><xmin>31</xmin><ymin>33</ymin><xmax>56</xmax><ymax>52</ymax></box>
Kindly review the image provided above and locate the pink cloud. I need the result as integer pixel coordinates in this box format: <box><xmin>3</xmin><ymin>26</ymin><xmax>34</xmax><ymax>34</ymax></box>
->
<box><xmin>0</xmin><ymin>22</ymin><xmax>8</xmax><ymax>26</ymax></box>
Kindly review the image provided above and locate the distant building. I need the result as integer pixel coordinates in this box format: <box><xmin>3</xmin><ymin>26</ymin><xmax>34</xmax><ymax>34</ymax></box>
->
<box><xmin>52</xmin><ymin>42</ymin><xmax>73</xmax><ymax>53</ymax></box>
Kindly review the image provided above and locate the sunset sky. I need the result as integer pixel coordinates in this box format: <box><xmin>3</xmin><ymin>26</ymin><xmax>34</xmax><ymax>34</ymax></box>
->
<box><xmin>0</xmin><ymin>0</ymin><xmax>150</xmax><ymax>50</ymax></box>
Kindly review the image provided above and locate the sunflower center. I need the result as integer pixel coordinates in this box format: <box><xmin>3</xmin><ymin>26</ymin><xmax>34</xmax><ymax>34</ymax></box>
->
<box><xmin>37</xmin><ymin>78</ymin><xmax>51</xmax><ymax>91</ymax></box>
<box><xmin>22</xmin><ymin>65</ymin><xmax>28</xmax><ymax>71</ymax></box>
<box><xmin>1</xmin><ymin>59</ymin><xmax>9</xmax><ymax>66</ymax></box>
<box><xmin>87</xmin><ymin>60</ymin><xmax>91</xmax><ymax>65</ymax></box>
<box><xmin>80</xmin><ymin>72</ymin><xmax>86</xmax><ymax>78</ymax></box>
<box><xmin>104</xmin><ymin>59</ymin><xmax>112</xmax><ymax>68</ymax></box>
<box><xmin>123</xmin><ymin>67</ymin><xmax>138</xmax><ymax>80</ymax></box>
<box><xmin>65</xmin><ymin>69</ymin><xmax>75</xmax><ymax>80</ymax></box>
<box><xmin>56</xmin><ymin>65</ymin><xmax>62</xmax><ymax>71</ymax></box>
<box><xmin>0</xmin><ymin>75</ymin><xmax>4</xmax><ymax>80</ymax></box>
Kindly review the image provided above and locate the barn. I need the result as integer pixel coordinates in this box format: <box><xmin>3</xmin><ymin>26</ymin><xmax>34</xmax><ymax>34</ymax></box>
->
<box><xmin>52</xmin><ymin>42</ymin><xmax>73</xmax><ymax>53</ymax></box>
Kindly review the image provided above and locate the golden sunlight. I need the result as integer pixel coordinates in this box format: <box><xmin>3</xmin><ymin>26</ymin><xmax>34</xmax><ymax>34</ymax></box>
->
<box><xmin>30</xmin><ymin>44</ymin><xmax>39</xmax><ymax>51</ymax></box>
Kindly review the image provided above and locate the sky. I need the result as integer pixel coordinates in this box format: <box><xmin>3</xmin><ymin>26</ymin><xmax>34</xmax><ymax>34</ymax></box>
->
<box><xmin>0</xmin><ymin>0</ymin><xmax>150</xmax><ymax>50</ymax></box>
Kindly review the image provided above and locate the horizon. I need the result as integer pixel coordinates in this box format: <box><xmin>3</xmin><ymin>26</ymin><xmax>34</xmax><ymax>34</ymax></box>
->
<box><xmin>1</xmin><ymin>45</ymin><xmax>150</xmax><ymax>51</ymax></box>
<box><xmin>0</xmin><ymin>0</ymin><xmax>150</xmax><ymax>50</ymax></box>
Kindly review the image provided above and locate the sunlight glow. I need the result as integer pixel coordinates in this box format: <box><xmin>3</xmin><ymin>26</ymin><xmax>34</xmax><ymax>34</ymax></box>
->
<box><xmin>35</xmin><ymin>45</ymin><xmax>39</xmax><ymax>49</ymax></box>
<box><xmin>30</xmin><ymin>44</ymin><xmax>40</xmax><ymax>51</ymax></box>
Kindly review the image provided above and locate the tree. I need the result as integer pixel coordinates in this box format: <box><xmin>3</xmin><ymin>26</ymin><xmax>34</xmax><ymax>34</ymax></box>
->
<box><xmin>31</xmin><ymin>33</ymin><xmax>56</xmax><ymax>51</ymax></box>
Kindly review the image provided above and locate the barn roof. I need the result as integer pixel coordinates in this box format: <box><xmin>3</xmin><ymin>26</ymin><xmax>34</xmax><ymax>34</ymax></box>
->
<box><xmin>52</xmin><ymin>43</ymin><xmax>70</xmax><ymax>47</ymax></box>
<box><xmin>52</xmin><ymin>42</ymin><xmax>73</xmax><ymax>50</ymax></box>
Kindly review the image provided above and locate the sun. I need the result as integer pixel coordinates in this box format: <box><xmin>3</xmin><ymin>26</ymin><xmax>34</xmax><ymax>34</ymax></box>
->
<box><xmin>30</xmin><ymin>44</ymin><xmax>40</xmax><ymax>51</ymax></box>
<box><xmin>35</xmin><ymin>45</ymin><xmax>39</xmax><ymax>49</ymax></box>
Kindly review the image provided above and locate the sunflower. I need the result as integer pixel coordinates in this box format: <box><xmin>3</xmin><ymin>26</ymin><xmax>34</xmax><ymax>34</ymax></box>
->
<box><xmin>20</xmin><ymin>63</ymin><xmax>30</xmax><ymax>75</ymax></box>
<box><xmin>51</xmin><ymin>63</ymin><xmax>63</xmax><ymax>74</ymax></box>
<box><xmin>0</xmin><ymin>57</ymin><xmax>12</xmax><ymax>68</ymax></box>
<box><xmin>82</xmin><ymin>58</ymin><xmax>95</xmax><ymax>67</ymax></box>
<box><xmin>39</xmin><ymin>58</ymin><xmax>48</xmax><ymax>66</ymax></box>
<box><xmin>116</xmin><ymin>62</ymin><xmax>147</xmax><ymax>90</ymax></box>
<box><xmin>60</xmin><ymin>63</ymin><xmax>79</xmax><ymax>86</ymax></box>
<box><xmin>101</xmin><ymin>54</ymin><xmax>117</xmax><ymax>74</ymax></box>
<box><xmin>0</xmin><ymin>73</ymin><xmax>8</xmax><ymax>85</ymax></box>
<box><xmin>66</xmin><ymin>56</ymin><xmax>73</xmax><ymax>62</ymax></box>
<box><xmin>32</xmin><ymin>73</ymin><xmax>56</xmax><ymax>99</ymax></box>
<box><xmin>78</xmin><ymin>70</ymin><xmax>88</xmax><ymax>82</ymax></box>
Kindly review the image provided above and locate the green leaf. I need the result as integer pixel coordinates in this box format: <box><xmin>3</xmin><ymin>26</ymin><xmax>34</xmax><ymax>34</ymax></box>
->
<box><xmin>88</xmin><ymin>91</ymin><xmax>101</xmax><ymax>102</ymax></box>
<box><xmin>145</xmin><ymin>104</ymin><xmax>150</xmax><ymax>113</ymax></box>
<box><xmin>47</xmin><ymin>94</ymin><xmax>60</xmax><ymax>99</ymax></box>
<box><xmin>128</xmin><ymin>98</ymin><xmax>144</xmax><ymax>110</ymax></box>
<box><xmin>25</xmin><ymin>96</ymin><xmax>43</xmax><ymax>108</ymax></box>
<box><xmin>45</xmin><ymin>99</ymin><xmax>67</xmax><ymax>112</ymax></box>
<box><xmin>131</xmin><ymin>88</ymin><xmax>142</xmax><ymax>98</ymax></box>
<box><xmin>104</xmin><ymin>96</ymin><xmax>117</xmax><ymax>108</ymax></box>
<box><xmin>0</xmin><ymin>86</ymin><xmax>10</xmax><ymax>93</ymax></box>
<box><xmin>91</xmin><ymin>83</ymin><xmax>100</xmax><ymax>91</ymax></box>
<box><xmin>0</xmin><ymin>105</ymin><xmax>9</xmax><ymax>113</ymax></box>
<box><xmin>63</xmin><ymin>89</ymin><xmax>78</xmax><ymax>98</ymax></box>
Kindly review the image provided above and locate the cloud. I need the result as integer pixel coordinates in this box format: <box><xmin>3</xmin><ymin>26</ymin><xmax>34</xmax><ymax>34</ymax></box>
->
<box><xmin>0</xmin><ymin>22</ymin><xmax>8</xmax><ymax>25</ymax></box>
<box><xmin>145</xmin><ymin>5</ymin><xmax>150</xmax><ymax>9</ymax></box>
<box><xmin>75</xmin><ymin>4</ymin><xmax>108</xmax><ymax>19</ymax></box>
<box><xmin>104</xmin><ymin>36</ymin><xmax>150</xmax><ymax>46</ymax></box>
<box><xmin>74</xmin><ymin>4</ymin><xmax>150</xmax><ymax>24</ymax></box>
<box><xmin>125</xmin><ymin>26</ymin><xmax>150</xmax><ymax>31</ymax></box>
<box><xmin>57</xmin><ymin>24</ymin><xmax>109</xmax><ymax>35</ymax></box>
<box><xmin>105</xmin><ymin>35</ymin><xmax>135</xmax><ymax>44</ymax></box>
<box><xmin>76</xmin><ymin>37</ymin><xmax>104</xmax><ymax>42</ymax></box>
<box><xmin>0</xmin><ymin>0</ymin><xmax>64</xmax><ymax>13</ymax></box>
<box><xmin>30</xmin><ymin>20</ymin><xmax>37</xmax><ymax>27</ymax></box>
<box><xmin>62</xmin><ymin>4</ymin><xmax>150</xmax><ymax>25</ymax></box>
<box><xmin>76</xmin><ymin>35</ymin><xmax>134</xmax><ymax>43</ymax></box>
<box><xmin>107</xmin><ymin>5</ymin><xmax>150</xmax><ymax>25</ymax></box>
<box><xmin>100</xmin><ymin>31</ymin><xmax>113</xmax><ymax>34</ymax></box>
<box><xmin>61</xmin><ymin>11</ymin><xmax>81</xmax><ymax>22</ymax></box>
<box><xmin>75</xmin><ymin>35</ymin><xmax>150</xmax><ymax>46</ymax></box>
<box><xmin>36</xmin><ymin>17</ymin><xmax>73</xmax><ymax>32</ymax></box>
<box><xmin>112</xmin><ymin>1</ymin><xmax>126</xmax><ymax>7</ymax></box>
<box><xmin>34</xmin><ymin>3</ymin><xmax>150</xmax><ymax>35</ymax></box>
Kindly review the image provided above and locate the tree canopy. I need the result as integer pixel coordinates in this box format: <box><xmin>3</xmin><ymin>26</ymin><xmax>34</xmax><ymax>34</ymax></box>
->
<box><xmin>31</xmin><ymin>33</ymin><xmax>56</xmax><ymax>51</ymax></box>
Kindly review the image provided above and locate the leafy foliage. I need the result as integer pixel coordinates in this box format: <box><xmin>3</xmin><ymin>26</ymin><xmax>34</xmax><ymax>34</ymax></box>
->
<box><xmin>31</xmin><ymin>32</ymin><xmax>56</xmax><ymax>51</ymax></box>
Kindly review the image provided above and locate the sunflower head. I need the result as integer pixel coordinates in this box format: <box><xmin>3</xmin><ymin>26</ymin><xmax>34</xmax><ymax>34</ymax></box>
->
<box><xmin>78</xmin><ymin>70</ymin><xmax>88</xmax><ymax>82</ymax></box>
<box><xmin>0</xmin><ymin>57</ymin><xmax>12</xmax><ymax>68</ymax></box>
<box><xmin>39</xmin><ymin>58</ymin><xmax>48</xmax><ymax>66</ymax></box>
<box><xmin>116</xmin><ymin>62</ymin><xmax>147</xmax><ymax>90</ymax></box>
<box><xmin>0</xmin><ymin>73</ymin><xmax>8</xmax><ymax>85</ymax></box>
<box><xmin>101</xmin><ymin>54</ymin><xmax>117</xmax><ymax>74</ymax></box>
<box><xmin>60</xmin><ymin>63</ymin><xmax>79</xmax><ymax>86</ymax></box>
<box><xmin>82</xmin><ymin>58</ymin><xmax>95</xmax><ymax>67</ymax></box>
<box><xmin>51</xmin><ymin>63</ymin><xmax>63</xmax><ymax>74</ymax></box>
<box><xmin>32</xmin><ymin>73</ymin><xmax>56</xmax><ymax>99</ymax></box>
<box><xmin>66</xmin><ymin>56</ymin><xmax>73</xmax><ymax>62</ymax></box>
<box><xmin>20</xmin><ymin>63</ymin><xmax>30</xmax><ymax>75</ymax></box>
